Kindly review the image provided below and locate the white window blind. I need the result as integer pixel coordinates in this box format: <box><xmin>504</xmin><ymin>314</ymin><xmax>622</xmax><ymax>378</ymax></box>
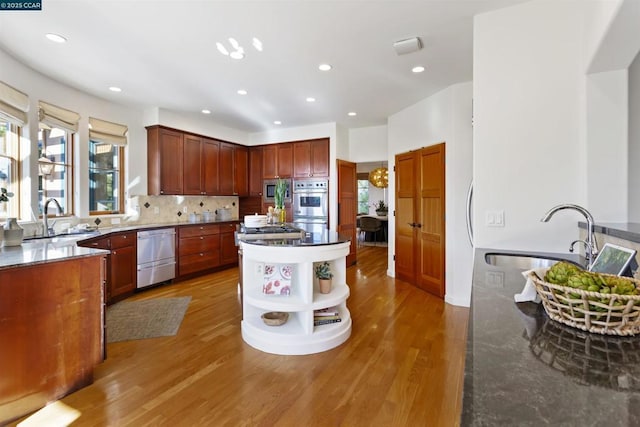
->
<box><xmin>38</xmin><ymin>101</ymin><xmax>80</xmax><ymax>132</ymax></box>
<box><xmin>0</xmin><ymin>80</ymin><xmax>29</xmax><ymax>125</ymax></box>
<box><xmin>89</xmin><ymin>117</ymin><xmax>128</xmax><ymax>146</ymax></box>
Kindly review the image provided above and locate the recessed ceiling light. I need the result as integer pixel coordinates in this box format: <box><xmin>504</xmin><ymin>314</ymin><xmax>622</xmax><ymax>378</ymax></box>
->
<box><xmin>306</xmin><ymin>97</ymin><xmax>316</xmax><ymax>103</ymax></box>
<box><xmin>202</xmin><ymin>109</ymin><xmax>211</xmax><ymax>114</ymax></box>
<box><xmin>45</xmin><ymin>33</ymin><xmax>67</xmax><ymax>43</ymax></box>
<box><xmin>216</xmin><ymin>42</ymin><xmax>229</xmax><ymax>56</ymax></box>
<box><xmin>252</xmin><ymin>37</ymin><xmax>263</xmax><ymax>52</ymax></box>
<box><xmin>274</xmin><ymin>121</ymin><xmax>282</xmax><ymax>125</ymax></box>
<box><xmin>318</xmin><ymin>64</ymin><xmax>332</xmax><ymax>71</ymax></box>
<box><xmin>230</xmin><ymin>51</ymin><xmax>244</xmax><ymax>60</ymax></box>
<box><xmin>348</xmin><ymin>112</ymin><xmax>357</xmax><ymax>116</ymax></box>
<box><xmin>108</xmin><ymin>86</ymin><xmax>122</xmax><ymax>92</ymax></box>
<box><xmin>412</xmin><ymin>66</ymin><xmax>426</xmax><ymax>73</ymax></box>
<box><xmin>237</xmin><ymin>89</ymin><xmax>248</xmax><ymax>95</ymax></box>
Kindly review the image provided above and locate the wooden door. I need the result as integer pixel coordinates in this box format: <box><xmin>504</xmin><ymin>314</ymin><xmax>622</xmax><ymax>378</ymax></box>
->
<box><xmin>218</xmin><ymin>142</ymin><xmax>234</xmax><ymax>195</ymax></box>
<box><xmin>183</xmin><ymin>134</ymin><xmax>202</xmax><ymax>195</ymax></box>
<box><xmin>310</xmin><ymin>139</ymin><xmax>329</xmax><ymax>177</ymax></box>
<box><xmin>202</xmin><ymin>138</ymin><xmax>219</xmax><ymax>195</ymax></box>
<box><xmin>248</xmin><ymin>147</ymin><xmax>263</xmax><ymax>197</ymax></box>
<box><xmin>418</xmin><ymin>144</ymin><xmax>445</xmax><ymax>297</ymax></box>
<box><xmin>395</xmin><ymin>151</ymin><xmax>417</xmax><ymax>283</ymax></box>
<box><xmin>234</xmin><ymin>146</ymin><xmax>249</xmax><ymax>196</ymax></box>
<box><xmin>293</xmin><ymin>141</ymin><xmax>311</xmax><ymax>178</ymax></box>
<box><xmin>395</xmin><ymin>144</ymin><xmax>446</xmax><ymax>298</ymax></box>
<box><xmin>337</xmin><ymin>159</ymin><xmax>357</xmax><ymax>266</ymax></box>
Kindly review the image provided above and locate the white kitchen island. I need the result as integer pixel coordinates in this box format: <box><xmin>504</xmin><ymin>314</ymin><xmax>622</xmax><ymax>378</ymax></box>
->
<box><xmin>239</xmin><ymin>231</ymin><xmax>351</xmax><ymax>355</ymax></box>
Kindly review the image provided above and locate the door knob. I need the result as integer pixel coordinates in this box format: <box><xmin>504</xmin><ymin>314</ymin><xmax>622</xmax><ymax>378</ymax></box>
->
<box><xmin>408</xmin><ymin>223</ymin><xmax>416</xmax><ymax>227</ymax></box>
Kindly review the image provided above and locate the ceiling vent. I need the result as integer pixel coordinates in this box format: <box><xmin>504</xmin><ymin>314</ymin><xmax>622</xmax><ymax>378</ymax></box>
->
<box><xmin>393</xmin><ymin>37</ymin><xmax>422</xmax><ymax>55</ymax></box>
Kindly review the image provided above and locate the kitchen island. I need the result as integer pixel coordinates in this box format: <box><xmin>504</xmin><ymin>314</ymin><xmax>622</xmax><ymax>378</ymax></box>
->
<box><xmin>0</xmin><ymin>238</ymin><xmax>108</xmax><ymax>424</ymax></box>
<box><xmin>239</xmin><ymin>230</ymin><xmax>351</xmax><ymax>355</ymax></box>
<box><xmin>462</xmin><ymin>248</ymin><xmax>640</xmax><ymax>426</ymax></box>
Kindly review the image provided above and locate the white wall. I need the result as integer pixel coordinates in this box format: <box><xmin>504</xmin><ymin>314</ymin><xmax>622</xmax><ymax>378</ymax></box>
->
<box><xmin>0</xmin><ymin>48</ymin><xmax>146</xmax><ymax>218</ymax></box>
<box><xmin>473</xmin><ymin>0</ymin><xmax>589</xmax><ymax>252</ymax></box>
<box><xmin>388</xmin><ymin>81</ymin><xmax>473</xmax><ymax>307</ymax></box>
<box><xmin>150</xmin><ymin>108</ymin><xmax>248</xmax><ymax>145</ymax></box>
<box><xmin>630</xmin><ymin>52</ymin><xmax>640</xmax><ymax>221</ymax></box>
<box><xmin>348</xmin><ymin>125</ymin><xmax>387</xmax><ymax>162</ymax></box>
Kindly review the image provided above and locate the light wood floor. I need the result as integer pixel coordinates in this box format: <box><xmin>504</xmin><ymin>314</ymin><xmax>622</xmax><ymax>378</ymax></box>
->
<box><xmin>23</xmin><ymin>246</ymin><xmax>469</xmax><ymax>426</ymax></box>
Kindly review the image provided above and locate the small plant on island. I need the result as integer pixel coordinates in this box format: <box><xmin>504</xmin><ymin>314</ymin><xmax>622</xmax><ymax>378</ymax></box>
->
<box><xmin>315</xmin><ymin>261</ymin><xmax>333</xmax><ymax>280</ymax></box>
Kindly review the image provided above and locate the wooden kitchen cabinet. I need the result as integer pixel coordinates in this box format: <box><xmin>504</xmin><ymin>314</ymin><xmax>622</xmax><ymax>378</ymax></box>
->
<box><xmin>234</xmin><ymin>145</ymin><xmax>249</xmax><ymax>196</ymax></box>
<box><xmin>248</xmin><ymin>146</ymin><xmax>263</xmax><ymax>197</ymax></box>
<box><xmin>293</xmin><ymin>138</ymin><xmax>329</xmax><ymax>178</ymax></box>
<box><xmin>263</xmin><ymin>143</ymin><xmax>293</xmax><ymax>179</ymax></box>
<box><xmin>202</xmin><ymin>138</ymin><xmax>220</xmax><ymax>195</ymax></box>
<box><xmin>79</xmin><ymin>232</ymin><xmax>136</xmax><ymax>304</ymax></box>
<box><xmin>147</xmin><ymin>126</ymin><xmax>184</xmax><ymax>195</ymax></box>
<box><xmin>178</xmin><ymin>224</ymin><xmax>221</xmax><ymax>277</ymax></box>
<box><xmin>220</xmin><ymin>222</ymin><xmax>239</xmax><ymax>265</ymax></box>
<box><xmin>183</xmin><ymin>133</ymin><xmax>204</xmax><ymax>195</ymax></box>
<box><xmin>219</xmin><ymin>142</ymin><xmax>235</xmax><ymax>195</ymax></box>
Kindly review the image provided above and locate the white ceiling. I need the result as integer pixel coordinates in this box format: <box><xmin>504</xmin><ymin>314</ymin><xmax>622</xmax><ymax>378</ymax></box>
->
<box><xmin>0</xmin><ymin>0</ymin><xmax>524</xmax><ymax>133</ymax></box>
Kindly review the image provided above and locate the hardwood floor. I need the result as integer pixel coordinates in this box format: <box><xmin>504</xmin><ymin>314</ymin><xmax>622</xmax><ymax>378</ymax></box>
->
<box><xmin>18</xmin><ymin>246</ymin><xmax>469</xmax><ymax>426</ymax></box>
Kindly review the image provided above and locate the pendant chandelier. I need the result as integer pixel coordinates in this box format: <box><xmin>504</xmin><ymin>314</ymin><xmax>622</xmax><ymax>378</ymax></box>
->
<box><xmin>368</xmin><ymin>166</ymin><xmax>388</xmax><ymax>188</ymax></box>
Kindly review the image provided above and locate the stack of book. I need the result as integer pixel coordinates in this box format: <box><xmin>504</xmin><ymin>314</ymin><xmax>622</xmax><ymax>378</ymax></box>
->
<box><xmin>314</xmin><ymin>306</ymin><xmax>341</xmax><ymax>326</ymax></box>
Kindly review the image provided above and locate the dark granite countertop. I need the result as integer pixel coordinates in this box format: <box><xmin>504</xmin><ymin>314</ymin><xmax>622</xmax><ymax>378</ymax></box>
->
<box><xmin>240</xmin><ymin>230</ymin><xmax>350</xmax><ymax>247</ymax></box>
<box><xmin>462</xmin><ymin>248</ymin><xmax>640</xmax><ymax>426</ymax></box>
<box><xmin>579</xmin><ymin>221</ymin><xmax>640</xmax><ymax>244</ymax></box>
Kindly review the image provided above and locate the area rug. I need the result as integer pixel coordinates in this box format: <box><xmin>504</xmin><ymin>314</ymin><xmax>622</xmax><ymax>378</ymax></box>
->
<box><xmin>106</xmin><ymin>296</ymin><xmax>191</xmax><ymax>343</ymax></box>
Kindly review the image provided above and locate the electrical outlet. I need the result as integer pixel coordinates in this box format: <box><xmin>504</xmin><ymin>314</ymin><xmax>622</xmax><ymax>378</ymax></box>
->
<box><xmin>182</xmin><ymin>206</ymin><xmax>188</xmax><ymax>213</ymax></box>
<box><xmin>154</xmin><ymin>207</ymin><xmax>160</xmax><ymax>214</ymax></box>
<box><xmin>111</xmin><ymin>218</ymin><xmax>121</xmax><ymax>225</ymax></box>
<box><xmin>256</xmin><ymin>263</ymin><xmax>263</xmax><ymax>275</ymax></box>
<box><xmin>485</xmin><ymin>271</ymin><xmax>505</xmax><ymax>287</ymax></box>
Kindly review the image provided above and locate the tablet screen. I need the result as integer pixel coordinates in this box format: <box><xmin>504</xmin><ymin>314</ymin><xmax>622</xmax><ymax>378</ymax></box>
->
<box><xmin>589</xmin><ymin>243</ymin><xmax>637</xmax><ymax>275</ymax></box>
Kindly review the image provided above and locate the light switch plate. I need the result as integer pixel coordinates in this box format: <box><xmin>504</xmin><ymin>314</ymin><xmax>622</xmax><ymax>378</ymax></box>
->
<box><xmin>486</xmin><ymin>210</ymin><xmax>505</xmax><ymax>227</ymax></box>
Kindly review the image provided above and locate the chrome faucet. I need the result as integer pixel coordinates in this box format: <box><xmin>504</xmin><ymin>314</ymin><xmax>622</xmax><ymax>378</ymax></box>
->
<box><xmin>43</xmin><ymin>198</ymin><xmax>62</xmax><ymax>237</ymax></box>
<box><xmin>541</xmin><ymin>204</ymin><xmax>599</xmax><ymax>268</ymax></box>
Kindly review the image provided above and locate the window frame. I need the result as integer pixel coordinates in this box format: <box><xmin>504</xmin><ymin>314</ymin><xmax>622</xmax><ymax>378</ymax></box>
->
<box><xmin>0</xmin><ymin>122</ymin><xmax>21</xmax><ymax>220</ymax></box>
<box><xmin>38</xmin><ymin>126</ymin><xmax>75</xmax><ymax>217</ymax></box>
<box><xmin>88</xmin><ymin>140</ymin><xmax>125</xmax><ymax>215</ymax></box>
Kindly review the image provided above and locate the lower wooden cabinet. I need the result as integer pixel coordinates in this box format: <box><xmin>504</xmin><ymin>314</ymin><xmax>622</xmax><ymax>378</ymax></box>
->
<box><xmin>178</xmin><ymin>224</ymin><xmax>221</xmax><ymax>277</ymax></box>
<box><xmin>79</xmin><ymin>231</ymin><xmax>136</xmax><ymax>304</ymax></box>
<box><xmin>220</xmin><ymin>222</ymin><xmax>239</xmax><ymax>265</ymax></box>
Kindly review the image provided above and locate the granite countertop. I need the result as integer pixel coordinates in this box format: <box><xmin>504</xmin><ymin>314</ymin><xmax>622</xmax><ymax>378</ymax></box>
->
<box><xmin>240</xmin><ymin>230</ymin><xmax>350</xmax><ymax>247</ymax></box>
<box><xmin>579</xmin><ymin>221</ymin><xmax>640</xmax><ymax>244</ymax></box>
<box><xmin>462</xmin><ymin>248</ymin><xmax>640</xmax><ymax>426</ymax></box>
<box><xmin>2</xmin><ymin>218</ymin><xmax>241</xmax><ymax>270</ymax></box>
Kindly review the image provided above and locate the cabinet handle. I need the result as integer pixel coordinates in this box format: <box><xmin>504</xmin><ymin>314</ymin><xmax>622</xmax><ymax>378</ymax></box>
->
<box><xmin>112</xmin><ymin>250</ymin><xmax>117</xmax><ymax>255</ymax></box>
<box><xmin>200</xmin><ymin>253</ymin><xmax>204</xmax><ymax>256</ymax></box>
<box><xmin>123</xmin><ymin>235</ymin><xmax>127</xmax><ymax>239</ymax></box>
<box><xmin>200</xmin><ymin>236</ymin><xmax>204</xmax><ymax>240</ymax></box>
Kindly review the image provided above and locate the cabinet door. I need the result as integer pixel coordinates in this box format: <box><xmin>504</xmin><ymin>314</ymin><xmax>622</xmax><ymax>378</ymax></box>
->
<box><xmin>277</xmin><ymin>144</ymin><xmax>293</xmax><ymax>177</ymax></box>
<box><xmin>158</xmin><ymin>128</ymin><xmax>183</xmax><ymax>195</ymax></box>
<box><xmin>110</xmin><ymin>245</ymin><xmax>136</xmax><ymax>300</ymax></box>
<box><xmin>293</xmin><ymin>141</ymin><xmax>311</xmax><ymax>178</ymax></box>
<box><xmin>202</xmin><ymin>138</ymin><xmax>219</xmax><ymax>195</ymax></box>
<box><xmin>263</xmin><ymin>145</ymin><xmax>277</xmax><ymax>179</ymax></box>
<box><xmin>183</xmin><ymin>134</ymin><xmax>203</xmax><ymax>195</ymax></box>
<box><xmin>248</xmin><ymin>147</ymin><xmax>263</xmax><ymax>196</ymax></box>
<box><xmin>310</xmin><ymin>139</ymin><xmax>329</xmax><ymax>177</ymax></box>
<box><xmin>220</xmin><ymin>224</ymin><xmax>239</xmax><ymax>265</ymax></box>
<box><xmin>219</xmin><ymin>142</ymin><xmax>235</xmax><ymax>195</ymax></box>
<box><xmin>234</xmin><ymin>146</ymin><xmax>249</xmax><ymax>196</ymax></box>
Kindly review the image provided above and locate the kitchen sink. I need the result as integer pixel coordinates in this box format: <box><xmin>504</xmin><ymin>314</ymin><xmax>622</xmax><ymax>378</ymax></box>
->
<box><xmin>484</xmin><ymin>253</ymin><xmax>580</xmax><ymax>269</ymax></box>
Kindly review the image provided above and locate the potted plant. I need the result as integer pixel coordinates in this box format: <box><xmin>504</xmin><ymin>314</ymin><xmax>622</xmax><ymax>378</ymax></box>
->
<box><xmin>0</xmin><ymin>187</ymin><xmax>22</xmax><ymax>246</ymax></box>
<box><xmin>274</xmin><ymin>179</ymin><xmax>287</xmax><ymax>223</ymax></box>
<box><xmin>374</xmin><ymin>200</ymin><xmax>388</xmax><ymax>216</ymax></box>
<box><xmin>315</xmin><ymin>261</ymin><xmax>333</xmax><ymax>294</ymax></box>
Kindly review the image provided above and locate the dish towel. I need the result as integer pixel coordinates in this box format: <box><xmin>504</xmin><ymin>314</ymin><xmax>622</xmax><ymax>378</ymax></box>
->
<box><xmin>514</xmin><ymin>267</ymin><xmax>548</xmax><ymax>303</ymax></box>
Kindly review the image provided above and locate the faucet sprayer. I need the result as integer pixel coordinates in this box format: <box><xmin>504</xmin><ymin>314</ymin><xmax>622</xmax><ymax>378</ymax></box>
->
<box><xmin>541</xmin><ymin>204</ymin><xmax>598</xmax><ymax>269</ymax></box>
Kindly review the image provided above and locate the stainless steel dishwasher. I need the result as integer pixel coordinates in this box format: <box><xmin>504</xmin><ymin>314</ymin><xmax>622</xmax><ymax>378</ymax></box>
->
<box><xmin>137</xmin><ymin>228</ymin><xmax>176</xmax><ymax>288</ymax></box>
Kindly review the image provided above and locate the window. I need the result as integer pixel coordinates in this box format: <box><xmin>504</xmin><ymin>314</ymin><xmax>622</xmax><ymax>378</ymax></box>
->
<box><xmin>89</xmin><ymin>141</ymin><xmax>123</xmax><ymax>214</ymax></box>
<box><xmin>0</xmin><ymin>121</ymin><xmax>19</xmax><ymax>220</ymax></box>
<box><xmin>357</xmin><ymin>179</ymin><xmax>369</xmax><ymax>214</ymax></box>
<box><xmin>38</xmin><ymin>126</ymin><xmax>73</xmax><ymax>215</ymax></box>
<box><xmin>88</xmin><ymin>117</ymin><xmax>127</xmax><ymax>215</ymax></box>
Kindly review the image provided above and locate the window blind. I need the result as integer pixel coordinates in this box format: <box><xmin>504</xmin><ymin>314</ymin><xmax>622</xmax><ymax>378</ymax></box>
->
<box><xmin>88</xmin><ymin>117</ymin><xmax>128</xmax><ymax>146</ymax></box>
<box><xmin>0</xmin><ymin>80</ymin><xmax>29</xmax><ymax>125</ymax></box>
<box><xmin>38</xmin><ymin>101</ymin><xmax>80</xmax><ymax>132</ymax></box>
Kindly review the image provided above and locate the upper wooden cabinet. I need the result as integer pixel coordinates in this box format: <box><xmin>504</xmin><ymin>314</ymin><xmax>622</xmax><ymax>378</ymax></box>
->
<box><xmin>219</xmin><ymin>143</ymin><xmax>249</xmax><ymax>196</ymax></box>
<box><xmin>202</xmin><ymin>138</ymin><xmax>220</xmax><ymax>195</ymax></box>
<box><xmin>147</xmin><ymin>126</ymin><xmax>184</xmax><ymax>195</ymax></box>
<box><xmin>263</xmin><ymin>143</ymin><xmax>293</xmax><ymax>179</ymax></box>
<box><xmin>248</xmin><ymin>147</ymin><xmax>263</xmax><ymax>197</ymax></box>
<box><xmin>219</xmin><ymin>142</ymin><xmax>235</xmax><ymax>195</ymax></box>
<box><xmin>293</xmin><ymin>138</ymin><xmax>329</xmax><ymax>178</ymax></box>
<box><xmin>183</xmin><ymin>134</ymin><xmax>204</xmax><ymax>195</ymax></box>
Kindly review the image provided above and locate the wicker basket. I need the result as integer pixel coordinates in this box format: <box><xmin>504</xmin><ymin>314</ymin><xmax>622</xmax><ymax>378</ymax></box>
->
<box><xmin>527</xmin><ymin>270</ymin><xmax>640</xmax><ymax>336</ymax></box>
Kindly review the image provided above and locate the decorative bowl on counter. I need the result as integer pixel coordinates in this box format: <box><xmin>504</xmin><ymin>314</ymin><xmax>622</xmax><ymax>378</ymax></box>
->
<box><xmin>244</xmin><ymin>214</ymin><xmax>267</xmax><ymax>228</ymax></box>
<box><xmin>261</xmin><ymin>311</ymin><xmax>289</xmax><ymax>326</ymax></box>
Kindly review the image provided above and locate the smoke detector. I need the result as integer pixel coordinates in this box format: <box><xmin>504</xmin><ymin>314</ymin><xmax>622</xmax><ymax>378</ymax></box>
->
<box><xmin>393</xmin><ymin>37</ymin><xmax>422</xmax><ymax>55</ymax></box>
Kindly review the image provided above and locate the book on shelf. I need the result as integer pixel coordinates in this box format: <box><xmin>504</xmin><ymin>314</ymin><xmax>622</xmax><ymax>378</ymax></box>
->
<box><xmin>314</xmin><ymin>317</ymin><xmax>342</xmax><ymax>326</ymax></box>
<box><xmin>313</xmin><ymin>314</ymin><xmax>341</xmax><ymax>321</ymax></box>
<box><xmin>314</xmin><ymin>306</ymin><xmax>339</xmax><ymax>316</ymax></box>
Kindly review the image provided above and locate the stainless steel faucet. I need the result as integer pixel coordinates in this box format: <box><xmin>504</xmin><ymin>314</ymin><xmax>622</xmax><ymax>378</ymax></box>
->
<box><xmin>540</xmin><ymin>204</ymin><xmax>599</xmax><ymax>268</ymax></box>
<box><xmin>43</xmin><ymin>197</ymin><xmax>62</xmax><ymax>236</ymax></box>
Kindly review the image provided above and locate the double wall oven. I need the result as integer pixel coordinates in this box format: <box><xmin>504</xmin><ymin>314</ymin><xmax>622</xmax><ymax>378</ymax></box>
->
<box><xmin>292</xmin><ymin>179</ymin><xmax>328</xmax><ymax>233</ymax></box>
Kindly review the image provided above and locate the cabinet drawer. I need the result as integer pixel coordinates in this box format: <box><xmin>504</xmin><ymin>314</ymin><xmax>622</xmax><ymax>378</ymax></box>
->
<box><xmin>179</xmin><ymin>224</ymin><xmax>220</xmax><ymax>238</ymax></box>
<box><xmin>179</xmin><ymin>235</ymin><xmax>219</xmax><ymax>256</ymax></box>
<box><xmin>179</xmin><ymin>251</ymin><xmax>220</xmax><ymax>276</ymax></box>
<box><xmin>111</xmin><ymin>232</ymin><xmax>136</xmax><ymax>249</ymax></box>
<box><xmin>219</xmin><ymin>222</ymin><xmax>238</xmax><ymax>233</ymax></box>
